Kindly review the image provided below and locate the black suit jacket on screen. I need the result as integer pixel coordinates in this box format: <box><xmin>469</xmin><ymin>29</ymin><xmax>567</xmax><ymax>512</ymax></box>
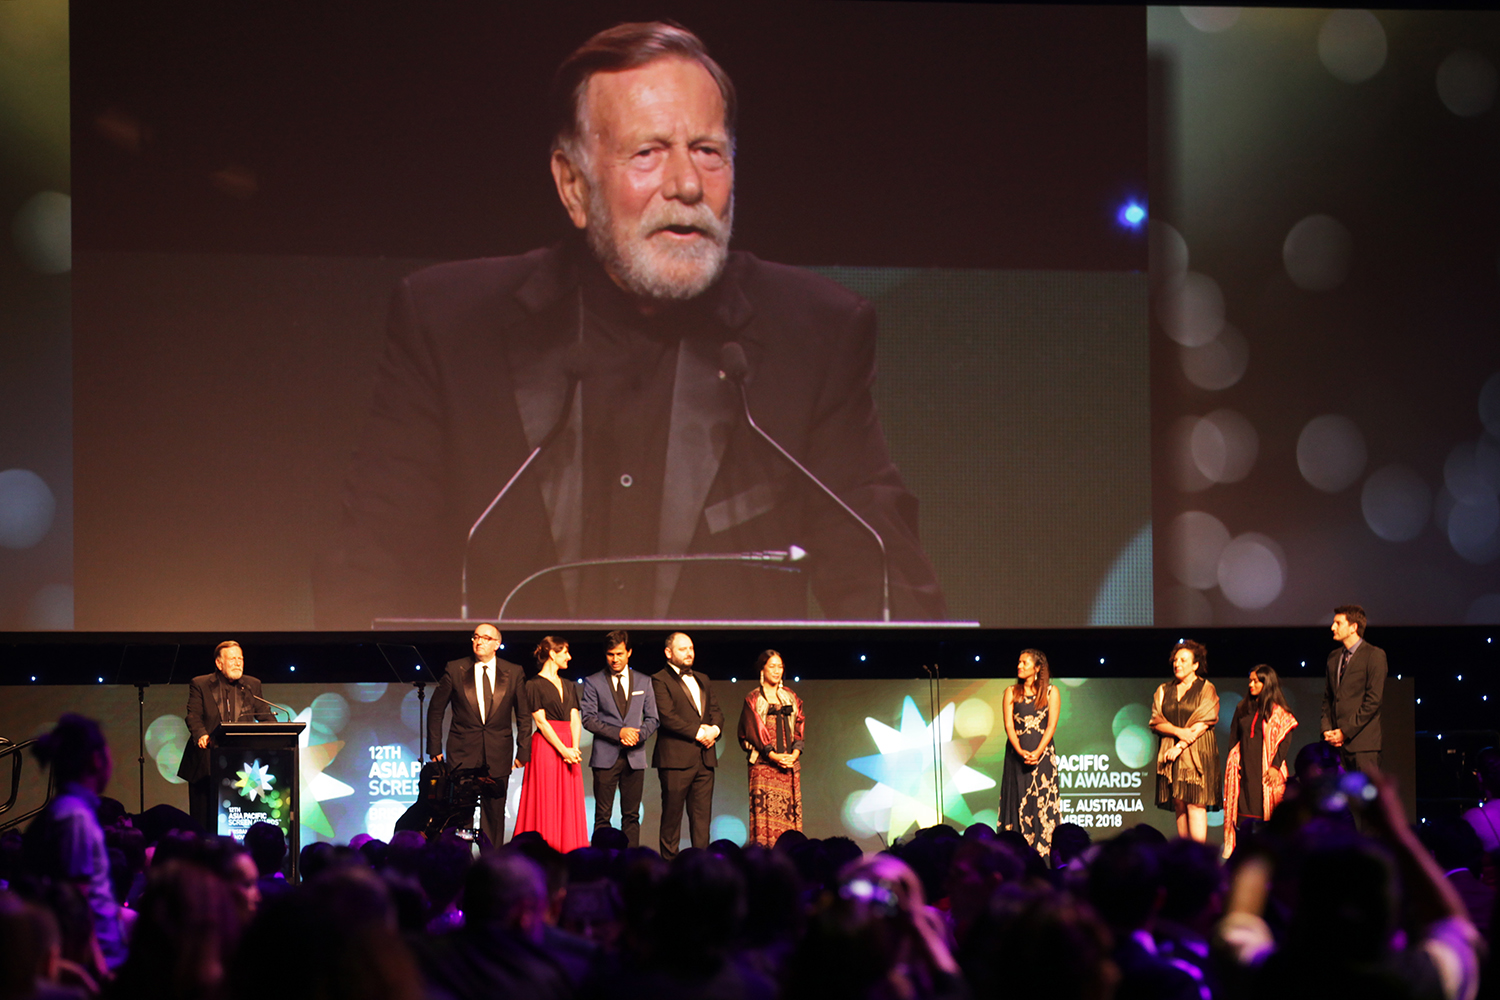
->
<box><xmin>651</xmin><ymin>666</ymin><xmax>724</xmax><ymax>770</ymax></box>
<box><xmin>1321</xmin><ymin>639</ymin><xmax>1387</xmax><ymax>753</ymax></box>
<box><xmin>315</xmin><ymin>240</ymin><xmax>946</xmax><ymax>626</ymax></box>
<box><xmin>426</xmin><ymin>656</ymin><xmax>533</xmax><ymax>772</ymax></box>
<box><xmin>176</xmin><ymin>673</ymin><xmax>274</xmax><ymax>784</ymax></box>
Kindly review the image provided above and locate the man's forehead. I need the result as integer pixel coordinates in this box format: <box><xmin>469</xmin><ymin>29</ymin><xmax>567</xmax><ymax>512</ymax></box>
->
<box><xmin>476</xmin><ymin>626</ymin><xmax>500</xmax><ymax>639</ymax></box>
<box><xmin>582</xmin><ymin>57</ymin><xmax>727</xmax><ymax>139</ymax></box>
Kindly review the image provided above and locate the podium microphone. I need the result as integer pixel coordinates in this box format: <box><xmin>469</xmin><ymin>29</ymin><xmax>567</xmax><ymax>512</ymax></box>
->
<box><xmin>250</xmin><ymin>692</ymin><xmax>288</xmax><ymax>722</ymax></box>
<box><xmin>461</xmin><ymin>342</ymin><xmax>589</xmax><ymax>619</ymax></box>
<box><xmin>718</xmin><ymin>341</ymin><xmax>891</xmax><ymax>622</ymax></box>
<box><xmin>497</xmin><ymin>547</ymin><xmax>807</xmax><ymax>622</ymax></box>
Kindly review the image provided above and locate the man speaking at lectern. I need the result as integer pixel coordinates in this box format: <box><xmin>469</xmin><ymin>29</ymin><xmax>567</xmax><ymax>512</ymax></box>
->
<box><xmin>316</xmin><ymin>21</ymin><xmax>945</xmax><ymax>626</ymax></box>
<box><xmin>178</xmin><ymin>640</ymin><xmax>275</xmax><ymax>833</ymax></box>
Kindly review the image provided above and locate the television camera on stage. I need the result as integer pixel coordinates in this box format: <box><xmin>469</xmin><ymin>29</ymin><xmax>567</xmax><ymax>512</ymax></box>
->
<box><xmin>393</xmin><ymin>759</ymin><xmax>504</xmax><ymax>840</ymax></box>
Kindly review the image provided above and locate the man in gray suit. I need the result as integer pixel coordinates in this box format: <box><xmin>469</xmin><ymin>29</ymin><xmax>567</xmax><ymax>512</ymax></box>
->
<box><xmin>1321</xmin><ymin>604</ymin><xmax>1388</xmax><ymax>775</ymax></box>
<box><xmin>579</xmin><ymin>629</ymin><xmax>659</xmax><ymax>846</ymax></box>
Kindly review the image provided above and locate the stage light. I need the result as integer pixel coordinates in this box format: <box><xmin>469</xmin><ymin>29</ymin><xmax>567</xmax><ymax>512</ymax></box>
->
<box><xmin>97</xmin><ymin>677</ymin><xmax>103</xmax><ymax>683</ymax></box>
<box><xmin>415</xmin><ymin>665</ymin><xmax>421</xmax><ymax>670</ymax></box>
<box><xmin>1459</xmin><ymin>674</ymin><xmax>1464</xmax><ymax>681</ymax></box>
<box><xmin>30</xmin><ymin>676</ymin><xmax>35</xmax><ymax>682</ymax></box>
<box><xmin>1099</xmin><ymin>658</ymin><xmax>1105</xmax><ymax>664</ymax></box>
<box><xmin>1117</xmin><ymin>201</ymin><xmax>1146</xmax><ymax>229</ymax></box>
<box><xmin>290</xmin><ymin>665</ymin><xmax>296</xmax><ymax>672</ymax></box>
<box><xmin>731</xmin><ymin>677</ymin><xmax>737</xmax><ymax>683</ymax></box>
<box><xmin>1301</xmin><ymin>661</ymin><xmax>1306</xmax><ymax>667</ymax></box>
<box><xmin>974</xmin><ymin>655</ymin><xmax>980</xmax><ymax>662</ymax></box>
<box><xmin>1417</xmin><ymin>698</ymin><xmax>1422</xmax><ymax>704</ymax></box>
<box><xmin>859</xmin><ymin>654</ymin><xmax>866</xmax><ymax>662</ymax></box>
<box><xmin>794</xmin><ymin>676</ymin><xmax>800</xmax><ymax>682</ymax></box>
<box><xmin>1438</xmin><ymin>734</ymin><xmax>1444</xmax><ymax>740</ymax></box>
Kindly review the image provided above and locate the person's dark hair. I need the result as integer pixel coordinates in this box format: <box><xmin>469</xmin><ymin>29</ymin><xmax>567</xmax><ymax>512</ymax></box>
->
<box><xmin>740</xmin><ymin>845</ymin><xmax>805</xmax><ymax>948</ymax></box>
<box><xmin>1333</xmin><ymin>604</ymin><xmax>1368</xmax><ymax>636</ymax></box>
<box><xmin>1170</xmin><ymin>639</ymin><xmax>1208</xmax><ymax>676</ymax></box>
<box><xmin>384</xmin><ymin>830</ymin><xmax>426</xmax><ymax>876</ymax></box>
<box><xmin>462</xmin><ymin>851</ymin><xmax>548</xmax><ymax>929</ymax></box>
<box><xmin>1232</xmin><ymin>664</ymin><xmax>1292</xmax><ymax>727</ymax></box>
<box><xmin>590</xmin><ymin>826</ymin><xmax>629</xmax><ymax>852</ymax></box>
<box><xmin>1016</xmin><ymin>649</ymin><xmax>1052</xmax><ymax>713</ymax></box>
<box><xmin>0</xmin><ymin>891</ymin><xmax>59</xmax><ymax>999</ymax></box>
<box><xmin>961</xmin><ymin>883</ymin><xmax>1116</xmax><ymax>1000</ymax></box>
<box><xmin>551</xmin><ymin>21</ymin><xmax>737</xmax><ymax>158</ymax></box>
<box><xmin>753</xmin><ymin>649</ymin><xmax>783</xmax><ymax>677</ymax></box>
<box><xmin>1085</xmin><ymin>838</ymin><xmax>1161</xmax><ymax>932</ymax></box>
<box><xmin>1287</xmin><ymin>838</ymin><xmax>1396</xmax><ymax>962</ymax></box>
<box><xmin>653</xmin><ymin>850</ymin><xmax>746</xmax><ymax>967</ymax></box>
<box><xmin>1294</xmin><ymin>740</ymin><xmax>1344</xmax><ymax>781</ymax></box>
<box><xmin>605</xmin><ymin>629</ymin><xmax>630</xmax><ymax>651</ymax></box>
<box><xmin>1157</xmin><ymin>838</ymin><xmax>1224</xmax><ymax>924</ymax></box>
<box><xmin>110</xmin><ymin>859</ymin><xmax>243</xmax><ymax>1000</ymax></box>
<box><xmin>534</xmin><ymin>635</ymin><xmax>569</xmax><ymax>666</ymax></box>
<box><xmin>417</xmin><ymin>834</ymin><xmax>474</xmax><ymax>914</ymax></box>
<box><xmin>243</xmin><ymin>821</ymin><xmax>287</xmax><ymax>876</ymax></box>
<box><xmin>1051</xmin><ymin>824</ymin><xmax>1092</xmax><ymax>869</ymax></box>
<box><xmin>31</xmin><ymin>713</ymin><xmax>108</xmax><ymax>785</ymax></box>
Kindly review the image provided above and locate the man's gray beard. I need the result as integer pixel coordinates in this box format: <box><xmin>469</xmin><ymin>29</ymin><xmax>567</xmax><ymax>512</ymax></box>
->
<box><xmin>585</xmin><ymin>186</ymin><xmax>733</xmax><ymax>303</ymax></box>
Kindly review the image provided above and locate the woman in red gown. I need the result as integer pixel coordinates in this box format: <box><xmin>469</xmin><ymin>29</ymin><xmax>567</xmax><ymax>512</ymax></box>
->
<box><xmin>513</xmin><ymin>635</ymin><xmax>589</xmax><ymax>852</ymax></box>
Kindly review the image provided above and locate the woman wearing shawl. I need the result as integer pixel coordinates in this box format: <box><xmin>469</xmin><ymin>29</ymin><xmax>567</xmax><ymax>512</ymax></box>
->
<box><xmin>1222</xmin><ymin>664</ymin><xmax>1297</xmax><ymax>857</ymax></box>
<box><xmin>1151</xmin><ymin>639</ymin><xmax>1221</xmax><ymax>843</ymax></box>
<box><xmin>739</xmin><ymin>650</ymin><xmax>805</xmax><ymax>846</ymax></box>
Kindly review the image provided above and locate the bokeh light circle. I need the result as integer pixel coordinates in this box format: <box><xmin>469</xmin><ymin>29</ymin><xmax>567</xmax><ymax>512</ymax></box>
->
<box><xmin>710</xmin><ymin>814</ymin><xmax>747</xmax><ymax>846</ymax></box>
<box><xmin>1448</xmin><ymin>494</ymin><xmax>1500</xmax><ymax>564</ymax></box>
<box><xmin>1297</xmin><ymin>415</ymin><xmax>1367</xmax><ymax>493</ymax></box>
<box><xmin>1171</xmin><ymin>417</ymin><xmax>1215</xmax><ymax>493</ymax></box>
<box><xmin>0</xmin><ymin>469</ymin><xmax>57</xmax><ymax>549</ymax></box>
<box><xmin>1111</xmin><ymin>703</ymin><xmax>1151</xmax><ymax>738</ymax></box>
<box><xmin>1361</xmin><ymin>464</ymin><xmax>1432</xmax><ymax>542</ymax></box>
<box><xmin>1283</xmin><ymin>214</ymin><xmax>1353</xmax><ymax>291</ymax></box>
<box><xmin>146</xmin><ymin>714</ymin><xmax>190</xmax><ymax>783</ymax></box>
<box><xmin>1150</xmin><ymin>220</ymin><xmax>1189</xmax><ymax>285</ymax></box>
<box><xmin>1190</xmin><ymin>409</ymin><xmax>1259</xmax><ymax>483</ymax></box>
<box><xmin>1180</xmin><ymin>323</ymin><xmax>1248</xmax><ymax>391</ymax></box>
<box><xmin>1115</xmin><ymin>725</ymin><xmax>1153</xmax><ymax>769</ymax></box>
<box><xmin>1180</xmin><ymin>7</ymin><xmax>1241</xmax><ymax>32</ymax></box>
<box><xmin>1159</xmin><ymin>272</ymin><xmax>1225</xmax><ymax>347</ymax></box>
<box><xmin>1217</xmin><ymin>533</ymin><xmax>1287</xmax><ymax>610</ymax></box>
<box><xmin>26</xmin><ymin>583</ymin><xmax>73</xmax><ymax>629</ymax></box>
<box><xmin>345</xmin><ymin>682</ymin><xmax>388</xmax><ymax>703</ymax></box>
<box><xmin>954</xmin><ymin>697</ymin><xmax>995</xmax><ymax>739</ymax></box>
<box><xmin>1168</xmin><ymin>510</ymin><xmax>1231</xmax><ymax>590</ymax></box>
<box><xmin>364</xmin><ymin>799</ymin><xmax>409</xmax><ymax>843</ymax></box>
<box><xmin>12</xmin><ymin>191</ymin><xmax>71</xmax><ymax>275</ymax></box>
<box><xmin>1318</xmin><ymin>10</ymin><xmax>1387</xmax><ymax>84</ymax></box>
<box><xmin>1437</xmin><ymin>50</ymin><xmax>1498</xmax><ymax>117</ymax></box>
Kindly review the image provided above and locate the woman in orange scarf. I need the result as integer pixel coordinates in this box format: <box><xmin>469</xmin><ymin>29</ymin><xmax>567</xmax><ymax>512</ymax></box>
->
<box><xmin>1222</xmin><ymin>664</ymin><xmax>1297</xmax><ymax>858</ymax></box>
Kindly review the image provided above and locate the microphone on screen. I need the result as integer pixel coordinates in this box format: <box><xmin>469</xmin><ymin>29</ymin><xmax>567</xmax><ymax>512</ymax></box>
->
<box><xmin>460</xmin><ymin>341</ymin><xmax>590</xmax><ymax>619</ymax></box>
<box><xmin>717</xmin><ymin>341</ymin><xmax>891</xmax><ymax>622</ymax></box>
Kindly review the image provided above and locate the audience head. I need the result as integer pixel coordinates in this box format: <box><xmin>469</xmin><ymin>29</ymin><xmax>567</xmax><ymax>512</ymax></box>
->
<box><xmin>31</xmin><ymin>713</ymin><xmax>111</xmax><ymax>792</ymax></box>
<box><xmin>243</xmin><ymin>821</ymin><xmax>287</xmax><ymax>877</ymax></box>
<box><xmin>1085</xmin><ymin>837</ymin><xmax>1162</xmax><ymax>933</ymax></box>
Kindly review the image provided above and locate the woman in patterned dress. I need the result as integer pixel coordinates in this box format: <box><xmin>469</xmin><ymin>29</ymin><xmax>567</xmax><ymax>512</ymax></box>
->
<box><xmin>1222</xmin><ymin>664</ymin><xmax>1296</xmax><ymax>857</ymax></box>
<box><xmin>738</xmin><ymin>650</ymin><xmax>804</xmax><ymax>846</ymax></box>
<box><xmin>1151</xmin><ymin>639</ymin><xmax>1221</xmax><ymax>843</ymax></box>
<box><xmin>998</xmin><ymin>649</ymin><xmax>1061</xmax><ymax>862</ymax></box>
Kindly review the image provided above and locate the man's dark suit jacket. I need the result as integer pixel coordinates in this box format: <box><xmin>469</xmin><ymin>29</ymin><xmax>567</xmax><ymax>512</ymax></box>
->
<box><xmin>651</xmin><ymin>666</ymin><xmax>724</xmax><ymax>770</ymax></box>
<box><xmin>315</xmin><ymin>240</ymin><xmax>946</xmax><ymax>626</ymax></box>
<box><xmin>1321</xmin><ymin>639</ymin><xmax>1387</xmax><ymax>753</ymax></box>
<box><xmin>176</xmin><ymin>672</ymin><xmax>274</xmax><ymax>784</ymax></box>
<box><xmin>426</xmin><ymin>656</ymin><xmax>533</xmax><ymax>772</ymax></box>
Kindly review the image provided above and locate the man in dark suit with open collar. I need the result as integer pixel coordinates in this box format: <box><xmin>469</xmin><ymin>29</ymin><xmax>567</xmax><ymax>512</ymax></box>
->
<box><xmin>1321</xmin><ymin>603</ymin><xmax>1388</xmax><ymax>775</ymax></box>
<box><xmin>580</xmin><ymin>629</ymin><xmax>659</xmax><ymax>847</ymax></box>
<box><xmin>652</xmin><ymin>631</ymin><xmax>722</xmax><ymax>859</ymax></box>
<box><xmin>314</xmin><ymin>21</ymin><xmax>946</xmax><ymax>629</ymax></box>
<box><xmin>427</xmin><ymin>623</ymin><xmax>532</xmax><ymax>845</ymax></box>
<box><xmin>178</xmin><ymin>640</ymin><xmax>276</xmax><ymax>833</ymax></box>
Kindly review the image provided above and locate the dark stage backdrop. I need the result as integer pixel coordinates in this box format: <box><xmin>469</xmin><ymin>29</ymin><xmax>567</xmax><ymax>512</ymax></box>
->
<box><xmin>0</xmin><ymin>677</ymin><xmax>1415</xmax><ymax>851</ymax></box>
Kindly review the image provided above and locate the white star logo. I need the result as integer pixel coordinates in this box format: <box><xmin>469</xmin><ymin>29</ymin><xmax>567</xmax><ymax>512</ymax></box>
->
<box><xmin>846</xmin><ymin>696</ymin><xmax>995</xmax><ymax>842</ymax></box>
